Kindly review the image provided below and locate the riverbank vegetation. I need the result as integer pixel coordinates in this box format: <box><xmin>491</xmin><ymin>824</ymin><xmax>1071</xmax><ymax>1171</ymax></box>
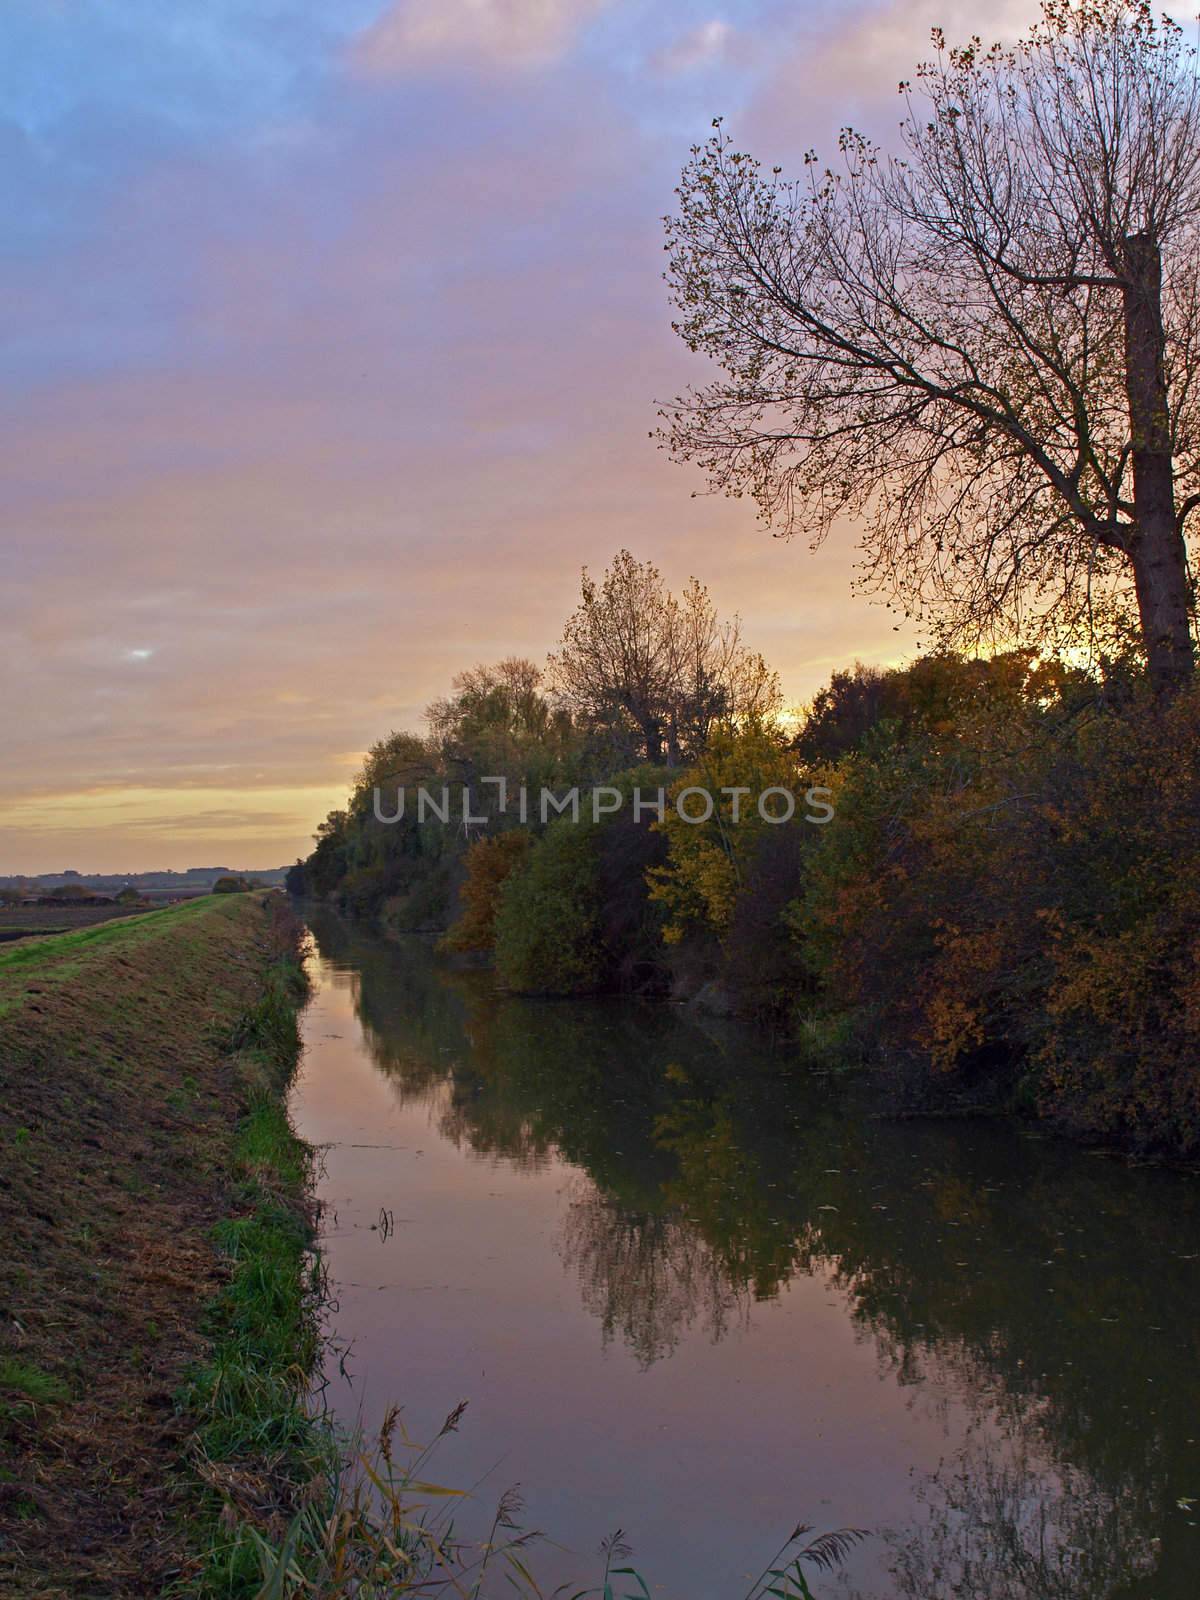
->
<box><xmin>293</xmin><ymin>548</ymin><xmax>1200</xmax><ymax>1158</ymax></box>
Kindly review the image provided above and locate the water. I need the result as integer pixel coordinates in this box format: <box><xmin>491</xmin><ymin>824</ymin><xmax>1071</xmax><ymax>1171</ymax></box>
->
<box><xmin>291</xmin><ymin>908</ymin><xmax>1200</xmax><ymax>1598</ymax></box>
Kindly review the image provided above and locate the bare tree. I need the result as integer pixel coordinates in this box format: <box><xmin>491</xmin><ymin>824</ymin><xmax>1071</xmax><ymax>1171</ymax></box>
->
<box><xmin>547</xmin><ymin>549</ymin><xmax>780</xmax><ymax>763</ymax></box>
<box><xmin>663</xmin><ymin>0</ymin><xmax>1199</xmax><ymax>691</ymax></box>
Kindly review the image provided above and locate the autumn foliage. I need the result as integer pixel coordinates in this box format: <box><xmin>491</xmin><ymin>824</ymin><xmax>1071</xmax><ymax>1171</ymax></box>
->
<box><xmin>295</xmin><ymin>555</ymin><xmax>1200</xmax><ymax>1155</ymax></box>
<box><xmin>631</xmin><ymin>653</ymin><xmax>1200</xmax><ymax>1153</ymax></box>
<box><xmin>440</xmin><ymin>832</ymin><xmax>531</xmax><ymax>955</ymax></box>
<box><xmin>790</xmin><ymin>660</ymin><xmax>1200</xmax><ymax>1150</ymax></box>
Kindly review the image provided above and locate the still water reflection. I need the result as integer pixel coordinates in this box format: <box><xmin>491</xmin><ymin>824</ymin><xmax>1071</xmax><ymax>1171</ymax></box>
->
<box><xmin>291</xmin><ymin>909</ymin><xmax>1200</xmax><ymax>1597</ymax></box>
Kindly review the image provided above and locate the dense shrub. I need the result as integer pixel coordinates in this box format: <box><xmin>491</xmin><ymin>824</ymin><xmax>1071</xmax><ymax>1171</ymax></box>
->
<box><xmin>494</xmin><ymin>822</ymin><xmax>605</xmax><ymax>995</ymax></box>
<box><xmin>303</xmin><ymin>812</ymin><xmax>350</xmax><ymax>899</ymax></box>
<box><xmin>790</xmin><ymin>671</ymin><xmax>1200</xmax><ymax>1151</ymax></box>
<box><xmin>380</xmin><ymin>855</ymin><xmax>459</xmax><ymax>934</ymax></box>
<box><xmin>722</xmin><ymin>824</ymin><xmax>813</xmax><ymax>1027</ymax></box>
<box><xmin>441</xmin><ymin>831</ymin><xmax>532</xmax><ymax>953</ymax></box>
<box><xmin>296</xmin><ymin>671</ymin><xmax>591</xmax><ymax>928</ymax></box>
<box><xmin>1030</xmin><ymin>689</ymin><xmax>1200</xmax><ymax>1149</ymax></box>
<box><xmin>488</xmin><ymin>765</ymin><xmax>672</xmax><ymax>996</ymax></box>
<box><xmin>594</xmin><ymin>807</ymin><xmax>671</xmax><ymax>993</ymax></box>
<box><xmin>648</xmin><ymin>724</ymin><xmax>805</xmax><ymax>943</ymax></box>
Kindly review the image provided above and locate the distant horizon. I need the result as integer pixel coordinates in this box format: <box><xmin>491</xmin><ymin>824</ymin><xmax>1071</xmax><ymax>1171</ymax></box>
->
<box><xmin>0</xmin><ymin>865</ymin><xmax>290</xmax><ymax>884</ymax></box>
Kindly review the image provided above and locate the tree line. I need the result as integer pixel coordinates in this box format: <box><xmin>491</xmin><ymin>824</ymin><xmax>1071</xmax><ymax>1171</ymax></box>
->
<box><xmin>291</xmin><ymin>544</ymin><xmax>1200</xmax><ymax>1156</ymax></box>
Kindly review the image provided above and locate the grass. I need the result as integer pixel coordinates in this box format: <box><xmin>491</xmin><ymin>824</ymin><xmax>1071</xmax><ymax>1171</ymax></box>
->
<box><xmin>177</xmin><ymin>955</ymin><xmax>331</xmax><ymax>1596</ymax></box>
<box><xmin>0</xmin><ymin>893</ymin><xmax>211</xmax><ymax>985</ymax></box>
<box><xmin>238</xmin><ymin>1430</ymin><xmax>868</xmax><ymax>1600</ymax></box>
<box><xmin>0</xmin><ymin>1358</ymin><xmax>70</xmax><ymax>1409</ymax></box>
<box><xmin>0</xmin><ymin>892</ymin><xmax>314</xmax><ymax>1595</ymax></box>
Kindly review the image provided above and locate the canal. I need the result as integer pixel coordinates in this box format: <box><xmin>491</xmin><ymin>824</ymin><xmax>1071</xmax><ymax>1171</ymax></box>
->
<box><xmin>291</xmin><ymin>908</ymin><xmax>1200</xmax><ymax>1597</ymax></box>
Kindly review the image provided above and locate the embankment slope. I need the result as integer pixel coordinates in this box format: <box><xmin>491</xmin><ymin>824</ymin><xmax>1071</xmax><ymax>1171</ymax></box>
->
<box><xmin>0</xmin><ymin>893</ymin><xmax>308</xmax><ymax>1596</ymax></box>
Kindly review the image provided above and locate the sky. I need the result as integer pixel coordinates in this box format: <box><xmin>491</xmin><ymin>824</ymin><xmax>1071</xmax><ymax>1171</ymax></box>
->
<box><xmin>0</xmin><ymin>0</ymin><xmax>1039</xmax><ymax>874</ymax></box>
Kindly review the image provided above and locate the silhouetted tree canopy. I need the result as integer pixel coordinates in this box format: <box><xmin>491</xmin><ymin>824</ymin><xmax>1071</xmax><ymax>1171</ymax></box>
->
<box><xmin>547</xmin><ymin>549</ymin><xmax>780</xmax><ymax>764</ymax></box>
<box><xmin>665</xmin><ymin>0</ymin><xmax>1199</xmax><ymax>690</ymax></box>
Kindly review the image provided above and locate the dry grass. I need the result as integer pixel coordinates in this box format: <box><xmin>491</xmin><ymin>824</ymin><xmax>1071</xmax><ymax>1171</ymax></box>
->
<box><xmin>0</xmin><ymin>893</ymin><xmax>304</xmax><ymax>1597</ymax></box>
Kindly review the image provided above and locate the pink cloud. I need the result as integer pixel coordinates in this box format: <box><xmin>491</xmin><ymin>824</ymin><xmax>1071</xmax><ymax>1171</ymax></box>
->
<box><xmin>351</xmin><ymin>0</ymin><xmax>610</xmax><ymax>74</ymax></box>
<box><xmin>745</xmin><ymin>0</ymin><xmax>1040</xmax><ymax>151</ymax></box>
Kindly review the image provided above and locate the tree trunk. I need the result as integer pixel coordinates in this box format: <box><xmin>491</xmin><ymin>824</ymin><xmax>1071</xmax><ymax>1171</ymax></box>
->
<box><xmin>640</xmin><ymin>716</ymin><xmax>663</xmax><ymax>764</ymax></box>
<box><xmin>1122</xmin><ymin>233</ymin><xmax>1195</xmax><ymax>694</ymax></box>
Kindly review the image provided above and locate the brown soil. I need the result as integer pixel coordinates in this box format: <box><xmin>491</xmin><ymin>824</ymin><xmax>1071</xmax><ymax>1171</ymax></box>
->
<box><xmin>0</xmin><ymin>905</ymin><xmax>160</xmax><ymax>943</ymax></box>
<box><xmin>0</xmin><ymin>894</ymin><xmax>300</xmax><ymax>1598</ymax></box>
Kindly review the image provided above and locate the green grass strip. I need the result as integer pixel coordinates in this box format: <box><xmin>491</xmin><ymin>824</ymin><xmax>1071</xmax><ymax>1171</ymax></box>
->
<box><xmin>175</xmin><ymin>954</ymin><xmax>329</xmax><ymax>1598</ymax></box>
<box><xmin>0</xmin><ymin>895</ymin><xmax>224</xmax><ymax>976</ymax></box>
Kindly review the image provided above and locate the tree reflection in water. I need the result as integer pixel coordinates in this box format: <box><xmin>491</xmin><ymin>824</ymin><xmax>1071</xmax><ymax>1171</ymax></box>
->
<box><xmin>558</xmin><ymin>1175</ymin><xmax>750</xmax><ymax>1364</ymax></box>
<box><xmin>868</xmin><ymin>1430</ymin><xmax>1160</xmax><ymax>1600</ymax></box>
<box><xmin>305</xmin><ymin>910</ymin><xmax>1200</xmax><ymax>1599</ymax></box>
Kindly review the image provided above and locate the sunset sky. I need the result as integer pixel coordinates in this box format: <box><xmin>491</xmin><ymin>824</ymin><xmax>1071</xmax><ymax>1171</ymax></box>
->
<box><xmin>1</xmin><ymin>0</ymin><xmax>1037</xmax><ymax>873</ymax></box>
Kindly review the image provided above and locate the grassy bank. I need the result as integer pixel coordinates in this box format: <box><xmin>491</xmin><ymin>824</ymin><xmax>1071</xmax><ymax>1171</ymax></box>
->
<box><xmin>0</xmin><ymin>892</ymin><xmax>317</xmax><ymax>1597</ymax></box>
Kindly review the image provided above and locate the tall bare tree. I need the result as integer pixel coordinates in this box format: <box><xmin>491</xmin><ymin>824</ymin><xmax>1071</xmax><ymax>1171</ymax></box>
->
<box><xmin>547</xmin><ymin>549</ymin><xmax>780</xmax><ymax>763</ymax></box>
<box><xmin>663</xmin><ymin>0</ymin><xmax>1199</xmax><ymax>691</ymax></box>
